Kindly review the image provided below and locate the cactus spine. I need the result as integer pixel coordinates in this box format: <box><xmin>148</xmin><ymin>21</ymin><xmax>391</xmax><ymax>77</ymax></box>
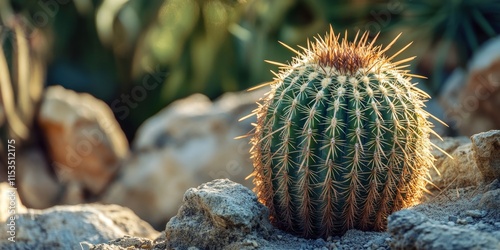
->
<box><xmin>248</xmin><ymin>27</ymin><xmax>439</xmax><ymax>238</ymax></box>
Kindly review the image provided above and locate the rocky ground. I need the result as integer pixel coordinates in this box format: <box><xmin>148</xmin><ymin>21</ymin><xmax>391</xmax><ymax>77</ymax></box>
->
<box><xmin>2</xmin><ymin>84</ymin><xmax>500</xmax><ymax>249</ymax></box>
<box><xmin>4</xmin><ymin>178</ymin><xmax>498</xmax><ymax>250</ymax></box>
<box><xmin>87</xmin><ymin>178</ymin><xmax>500</xmax><ymax>250</ymax></box>
<box><xmin>12</xmin><ymin>86</ymin><xmax>261</xmax><ymax>230</ymax></box>
<box><xmin>1</xmin><ymin>131</ymin><xmax>500</xmax><ymax>249</ymax></box>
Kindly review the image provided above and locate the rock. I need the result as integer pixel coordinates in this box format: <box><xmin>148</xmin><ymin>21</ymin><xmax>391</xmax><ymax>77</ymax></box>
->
<box><xmin>465</xmin><ymin>209</ymin><xmax>487</xmax><ymax>219</ymax></box>
<box><xmin>430</xmin><ymin>136</ymin><xmax>470</xmax><ymax>166</ymax></box>
<box><xmin>77</xmin><ymin>177</ymin><xmax>500</xmax><ymax>249</ymax></box>
<box><xmin>85</xmin><ymin>233</ymin><xmax>165</xmax><ymax>250</ymax></box>
<box><xmin>162</xmin><ymin>178</ymin><xmax>380</xmax><ymax>249</ymax></box>
<box><xmin>84</xmin><ymin>235</ymin><xmax>154</xmax><ymax>250</ymax></box>
<box><xmin>428</xmin><ymin>137</ymin><xmax>469</xmax><ymax>187</ymax></box>
<box><xmin>440</xmin><ymin>36</ymin><xmax>500</xmax><ymax>136</ymax></box>
<box><xmin>38</xmin><ymin>85</ymin><xmax>129</xmax><ymax>197</ymax></box>
<box><xmin>431</xmin><ymin>143</ymin><xmax>483</xmax><ymax>189</ymax></box>
<box><xmin>102</xmin><ymin>90</ymin><xmax>264</xmax><ymax>227</ymax></box>
<box><xmin>165</xmin><ymin>179</ymin><xmax>273</xmax><ymax>249</ymax></box>
<box><xmin>388</xmin><ymin>209</ymin><xmax>500</xmax><ymax>250</ymax></box>
<box><xmin>480</xmin><ymin>189</ymin><xmax>500</xmax><ymax>211</ymax></box>
<box><xmin>0</xmin><ymin>204</ymin><xmax>159</xmax><ymax>250</ymax></box>
<box><xmin>16</xmin><ymin>148</ymin><xmax>62</xmax><ymax>209</ymax></box>
<box><xmin>471</xmin><ymin>130</ymin><xmax>500</xmax><ymax>182</ymax></box>
<box><xmin>0</xmin><ymin>182</ymin><xmax>27</xmax><ymax>222</ymax></box>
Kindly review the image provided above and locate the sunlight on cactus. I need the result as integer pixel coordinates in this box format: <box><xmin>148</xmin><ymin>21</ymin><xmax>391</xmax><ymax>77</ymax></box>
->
<box><xmin>245</xmin><ymin>26</ymin><xmax>447</xmax><ymax>238</ymax></box>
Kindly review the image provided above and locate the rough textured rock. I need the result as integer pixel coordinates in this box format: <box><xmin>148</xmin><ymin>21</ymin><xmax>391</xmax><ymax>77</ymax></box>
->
<box><xmin>102</xmin><ymin>90</ymin><xmax>263</xmax><ymax>228</ymax></box>
<box><xmin>84</xmin><ymin>235</ymin><xmax>156</xmax><ymax>250</ymax></box>
<box><xmin>480</xmin><ymin>188</ymin><xmax>500</xmax><ymax>211</ymax></box>
<box><xmin>66</xmin><ymin>174</ymin><xmax>500</xmax><ymax>249</ymax></box>
<box><xmin>432</xmin><ymin>143</ymin><xmax>483</xmax><ymax>189</ymax></box>
<box><xmin>38</xmin><ymin>85</ymin><xmax>129</xmax><ymax>197</ymax></box>
<box><xmin>388</xmin><ymin>209</ymin><xmax>500</xmax><ymax>250</ymax></box>
<box><xmin>430</xmin><ymin>136</ymin><xmax>470</xmax><ymax>167</ymax></box>
<box><xmin>429</xmin><ymin>137</ymin><xmax>474</xmax><ymax>188</ymax></box>
<box><xmin>0</xmin><ymin>204</ymin><xmax>159</xmax><ymax>250</ymax></box>
<box><xmin>471</xmin><ymin>130</ymin><xmax>500</xmax><ymax>182</ymax></box>
<box><xmin>161</xmin><ymin>178</ymin><xmax>393</xmax><ymax>249</ymax></box>
<box><xmin>440</xmin><ymin>36</ymin><xmax>500</xmax><ymax>136</ymax></box>
<box><xmin>429</xmin><ymin>132</ymin><xmax>500</xmax><ymax>189</ymax></box>
<box><xmin>16</xmin><ymin>148</ymin><xmax>62</xmax><ymax>209</ymax></box>
<box><xmin>165</xmin><ymin>179</ymin><xmax>273</xmax><ymax>249</ymax></box>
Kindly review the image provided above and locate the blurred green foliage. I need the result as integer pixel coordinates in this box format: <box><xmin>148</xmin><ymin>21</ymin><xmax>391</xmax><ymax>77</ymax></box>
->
<box><xmin>240</xmin><ymin>0</ymin><xmax>377</xmax><ymax>86</ymax></box>
<box><xmin>127</xmin><ymin>0</ymin><xmax>248</xmax><ymax>126</ymax></box>
<box><xmin>381</xmin><ymin>0</ymin><xmax>500</xmax><ymax>94</ymax></box>
<box><xmin>0</xmin><ymin>17</ymin><xmax>45</xmax><ymax>164</ymax></box>
<box><xmin>1</xmin><ymin>0</ymin><xmax>499</xmax><ymax>139</ymax></box>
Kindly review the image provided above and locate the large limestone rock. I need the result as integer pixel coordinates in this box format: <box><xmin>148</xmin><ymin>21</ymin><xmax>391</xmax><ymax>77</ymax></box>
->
<box><xmin>440</xmin><ymin>36</ymin><xmax>500</xmax><ymax>136</ymax></box>
<box><xmin>102</xmin><ymin>90</ymin><xmax>263</xmax><ymax>228</ymax></box>
<box><xmin>471</xmin><ymin>130</ymin><xmax>500</xmax><ymax>182</ymax></box>
<box><xmin>163</xmin><ymin>179</ymin><xmax>339</xmax><ymax>250</ymax></box>
<box><xmin>0</xmin><ymin>203</ymin><xmax>159</xmax><ymax>250</ymax></box>
<box><xmin>165</xmin><ymin>179</ymin><xmax>273</xmax><ymax>249</ymax></box>
<box><xmin>38</xmin><ymin>85</ymin><xmax>129</xmax><ymax>198</ymax></box>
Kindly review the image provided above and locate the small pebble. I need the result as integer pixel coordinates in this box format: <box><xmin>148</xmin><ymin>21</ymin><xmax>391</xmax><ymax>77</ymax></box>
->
<box><xmin>465</xmin><ymin>216</ymin><xmax>474</xmax><ymax>224</ymax></box>
<box><xmin>448</xmin><ymin>215</ymin><xmax>457</xmax><ymax>222</ymax></box>
<box><xmin>476</xmin><ymin>222</ymin><xmax>488</xmax><ymax>230</ymax></box>
<box><xmin>457</xmin><ymin>218</ymin><xmax>468</xmax><ymax>225</ymax></box>
<box><xmin>447</xmin><ymin>221</ymin><xmax>455</xmax><ymax>226</ymax></box>
<box><xmin>465</xmin><ymin>209</ymin><xmax>486</xmax><ymax>218</ymax></box>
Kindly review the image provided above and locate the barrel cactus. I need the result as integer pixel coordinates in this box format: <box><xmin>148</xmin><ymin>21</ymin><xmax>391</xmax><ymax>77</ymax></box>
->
<box><xmin>248</xmin><ymin>27</ymin><xmax>442</xmax><ymax>238</ymax></box>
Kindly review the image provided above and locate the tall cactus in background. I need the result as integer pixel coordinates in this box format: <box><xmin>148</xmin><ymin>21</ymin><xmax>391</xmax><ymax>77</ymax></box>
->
<box><xmin>248</xmin><ymin>27</ymin><xmax>443</xmax><ymax>238</ymax></box>
<box><xmin>0</xmin><ymin>17</ymin><xmax>45</xmax><ymax>160</ymax></box>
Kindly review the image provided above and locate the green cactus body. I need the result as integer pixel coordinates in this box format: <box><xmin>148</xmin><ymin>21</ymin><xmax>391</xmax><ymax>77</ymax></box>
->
<box><xmin>249</xmin><ymin>28</ymin><xmax>438</xmax><ymax>238</ymax></box>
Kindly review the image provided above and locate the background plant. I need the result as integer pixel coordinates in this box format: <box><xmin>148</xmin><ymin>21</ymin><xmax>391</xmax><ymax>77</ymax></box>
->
<box><xmin>0</xmin><ymin>16</ymin><xmax>46</xmax><ymax>171</ymax></box>
<box><xmin>381</xmin><ymin>0</ymin><xmax>500</xmax><ymax>94</ymax></box>
<box><xmin>1</xmin><ymin>0</ymin><xmax>498</xmax><ymax>141</ymax></box>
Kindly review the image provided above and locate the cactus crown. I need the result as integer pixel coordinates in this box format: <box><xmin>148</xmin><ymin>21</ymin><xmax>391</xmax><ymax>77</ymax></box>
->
<box><xmin>247</xmin><ymin>27</ymin><xmax>442</xmax><ymax>238</ymax></box>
